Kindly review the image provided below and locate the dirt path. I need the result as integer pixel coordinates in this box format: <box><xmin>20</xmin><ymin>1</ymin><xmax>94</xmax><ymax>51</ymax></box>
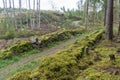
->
<box><xmin>0</xmin><ymin>35</ymin><xmax>84</xmax><ymax>79</ymax></box>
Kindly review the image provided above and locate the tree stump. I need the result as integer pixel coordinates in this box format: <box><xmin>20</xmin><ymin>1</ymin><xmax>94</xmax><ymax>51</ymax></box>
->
<box><xmin>109</xmin><ymin>54</ymin><xmax>115</xmax><ymax>61</ymax></box>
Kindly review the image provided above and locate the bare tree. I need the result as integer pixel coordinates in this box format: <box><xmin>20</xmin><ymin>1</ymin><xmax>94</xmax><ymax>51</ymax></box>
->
<box><xmin>36</xmin><ymin>0</ymin><xmax>40</xmax><ymax>29</ymax></box>
<box><xmin>19</xmin><ymin>0</ymin><xmax>22</xmax><ymax>29</ymax></box>
<box><xmin>28</xmin><ymin>0</ymin><xmax>33</xmax><ymax>30</ymax></box>
<box><xmin>3</xmin><ymin>0</ymin><xmax>8</xmax><ymax>28</ymax></box>
<box><xmin>84</xmin><ymin>0</ymin><xmax>89</xmax><ymax>29</ymax></box>
<box><xmin>92</xmin><ymin>1</ymin><xmax>96</xmax><ymax>27</ymax></box>
<box><xmin>12</xmin><ymin>0</ymin><xmax>17</xmax><ymax>30</ymax></box>
<box><xmin>9</xmin><ymin>0</ymin><xmax>14</xmax><ymax>27</ymax></box>
<box><xmin>118</xmin><ymin>0</ymin><xmax>120</xmax><ymax>35</ymax></box>
<box><xmin>32</xmin><ymin>0</ymin><xmax>36</xmax><ymax>29</ymax></box>
<box><xmin>38</xmin><ymin>0</ymin><xmax>40</xmax><ymax>29</ymax></box>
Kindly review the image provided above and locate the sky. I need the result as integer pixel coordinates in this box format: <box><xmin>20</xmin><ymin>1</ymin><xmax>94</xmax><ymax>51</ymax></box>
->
<box><xmin>0</xmin><ymin>0</ymin><xmax>80</xmax><ymax>10</ymax></box>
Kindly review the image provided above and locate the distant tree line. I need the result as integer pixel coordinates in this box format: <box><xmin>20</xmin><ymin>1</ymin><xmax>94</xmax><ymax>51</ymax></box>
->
<box><xmin>1</xmin><ymin>0</ymin><xmax>41</xmax><ymax>30</ymax></box>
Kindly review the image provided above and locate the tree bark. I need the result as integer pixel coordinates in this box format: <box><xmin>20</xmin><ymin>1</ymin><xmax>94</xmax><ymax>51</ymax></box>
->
<box><xmin>28</xmin><ymin>0</ymin><xmax>32</xmax><ymax>30</ymax></box>
<box><xmin>36</xmin><ymin>0</ymin><xmax>40</xmax><ymax>29</ymax></box>
<box><xmin>32</xmin><ymin>0</ymin><xmax>35</xmax><ymax>29</ymax></box>
<box><xmin>3</xmin><ymin>0</ymin><xmax>8</xmax><ymax>28</ymax></box>
<box><xmin>19</xmin><ymin>0</ymin><xmax>22</xmax><ymax>29</ymax></box>
<box><xmin>105</xmin><ymin>0</ymin><xmax>114</xmax><ymax>40</ymax></box>
<box><xmin>104</xmin><ymin>5</ymin><xmax>107</xmax><ymax>26</ymax></box>
<box><xmin>26</xmin><ymin>0</ymin><xmax>29</xmax><ymax>28</ymax></box>
<box><xmin>38</xmin><ymin>0</ymin><xmax>40</xmax><ymax>29</ymax></box>
<box><xmin>12</xmin><ymin>0</ymin><xmax>17</xmax><ymax>30</ymax></box>
<box><xmin>93</xmin><ymin>2</ymin><xmax>96</xmax><ymax>27</ymax></box>
<box><xmin>9</xmin><ymin>0</ymin><xmax>14</xmax><ymax>28</ymax></box>
<box><xmin>118</xmin><ymin>0</ymin><xmax>120</xmax><ymax>35</ymax></box>
<box><xmin>84</xmin><ymin>0</ymin><xmax>89</xmax><ymax>29</ymax></box>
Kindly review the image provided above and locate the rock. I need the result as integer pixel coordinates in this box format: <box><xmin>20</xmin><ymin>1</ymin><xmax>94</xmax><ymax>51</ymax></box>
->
<box><xmin>30</xmin><ymin>37</ymin><xmax>42</xmax><ymax>48</ymax></box>
<box><xmin>30</xmin><ymin>38</ymin><xmax>36</xmax><ymax>44</ymax></box>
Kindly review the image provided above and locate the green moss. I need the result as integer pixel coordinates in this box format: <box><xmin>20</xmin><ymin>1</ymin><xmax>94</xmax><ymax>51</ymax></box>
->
<box><xmin>8</xmin><ymin>30</ymin><xmax>104</xmax><ymax>80</ymax></box>
<box><xmin>39</xmin><ymin>28</ymin><xmax>84</xmax><ymax>47</ymax></box>
<box><xmin>0</xmin><ymin>28</ymin><xmax>85</xmax><ymax>60</ymax></box>
<box><xmin>77</xmin><ymin>67</ymin><xmax>120</xmax><ymax>80</ymax></box>
<box><xmin>7</xmin><ymin>70</ymin><xmax>31</xmax><ymax>80</ymax></box>
<box><xmin>76</xmin><ymin>35</ymin><xmax>120</xmax><ymax>80</ymax></box>
<box><xmin>10</xmin><ymin>41</ymin><xmax>33</xmax><ymax>53</ymax></box>
<box><xmin>0</xmin><ymin>41</ymin><xmax>34</xmax><ymax>59</ymax></box>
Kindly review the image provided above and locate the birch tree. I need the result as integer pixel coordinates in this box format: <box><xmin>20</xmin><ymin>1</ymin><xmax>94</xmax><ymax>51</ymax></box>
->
<box><xmin>84</xmin><ymin>0</ymin><xmax>89</xmax><ymax>29</ymax></box>
<box><xmin>38</xmin><ymin>0</ymin><xmax>40</xmax><ymax>29</ymax></box>
<box><xmin>28</xmin><ymin>0</ymin><xmax>32</xmax><ymax>30</ymax></box>
<box><xmin>26</xmin><ymin>0</ymin><xmax>29</xmax><ymax>28</ymax></box>
<box><xmin>118</xmin><ymin>0</ymin><xmax>120</xmax><ymax>35</ymax></box>
<box><xmin>3</xmin><ymin>0</ymin><xmax>8</xmax><ymax>28</ymax></box>
<box><xmin>36</xmin><ymin>0</ymin><xmax>40</xmax><ymax>29</ymax></box>
<box><xmin>12</xmin><ymin>0</ymin><xmax>17</xmax><ymax>30</ymax></box>
<box><xmin>9</xmin><ymin>0</ymin><xmax>14</xmax><ymax>27</ymax></box>
<box><xmin>32</xmin><ymin>0</ymin><xmax>35</xmax><ymax>29</ymax></box>
<box><xmin>89</xmin><ymin>0</ymin><xmax>100</xmax><ymax>26</ymax></box>
<box><xmin>19</xmin><ymin>0</ymin><xmax>22</xmax><ymax>29</ymax></box>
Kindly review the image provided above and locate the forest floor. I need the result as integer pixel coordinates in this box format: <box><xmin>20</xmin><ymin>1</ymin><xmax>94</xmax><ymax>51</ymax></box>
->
<box><xmin>0</xmin><ymin>33</ymin><xmax>85</xmax><ymax>80</ymax></box>
<box><xmin>76</xmin><ymin>35</ymin><xmax>120</xmax><ymax>80</ymax></box>
<box><xmin>1</xmin><ymin>26</ymin><xmax>119</xmax><ymax>80</ymax></box>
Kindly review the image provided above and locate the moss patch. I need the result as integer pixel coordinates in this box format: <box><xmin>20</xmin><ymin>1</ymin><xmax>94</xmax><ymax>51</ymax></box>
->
<box><xmin>8</xmin><ymin>30</ymin><xmax>104</xmax><ymax>80</ymax></box>
<box><xmin>77</xmin><ymin>36</ymin><xmax>120</xmax><ymax>80</ymax></box>
<box><xmin>0</xmin><ymin>28</ymin><xmax>84</xmax><ymax>60</ymax></box>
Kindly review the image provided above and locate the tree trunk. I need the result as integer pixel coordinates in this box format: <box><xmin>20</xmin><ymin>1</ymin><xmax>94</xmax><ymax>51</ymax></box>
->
<box><xmin>105</xmin><ymin>0</ymin><xmax>114</xmax><ymax>40</ymax></box>
<box><xmin>9</xmin><ymin>0</ymin><xmax>14</xmax><ymax>28</ymax></box>
<box><xmin>3</xmin><ymin>0</ymin><xmax>8</xmax><ymax>28</ymax></box>
<box><xmin>12</xmin><ymin>0</ymin><xmax>17</xmax><ymax>30</ymax></box>
<box><xmin>32</xmin><ymin>0</ymin><xmax>35</xmax><ymax>29</ymax></box>
<box><xmin>28</xmin><ymin>0</ymin><xmax>32</xmax><ymax>30</ymax></box>
<box><xmin>5</xmin><ymin>0</ymin><xmax>9</xmax><ymax>26</ymax></box>
<box><xmin>93</xmin><ymin>3</ymin><xmax>96</xmax><ymax>27</ymax></box>
<box><xmin>19</xmin><ymin>0</ymin><xmax>22</xmax><ymax>29</ymax></box>
<box><xmin>84</xmin><ymin>0</ymin><xmax>89</xmax><ymax>29</ymax></box>
<box><xmin>26</xmin><ymin>0</ymin><xmax>29</xmax><ymax>28</ymax></box>
<box><xmin>118</xmin><ymin>0</ymin><xmax>120</xmax><ymax>35</ymax></box>
<box><xmin>104</xmin><ymin>5</ymin><xmax>107</xmax><ymax>26</ymax></box>
<box><xmin>118</xmin><ymin>23</ymin><xmax>120</xmax><ymax>35</ymax></box>
<box><xmin>38</xmin><ymin>0</ymin><xmax>40</xmax><ymax>29</ymax></box>
<box><xmin>36</xmin><ymin>0</ymin><xmax>40</xmax><ymax>29</ymax></box>
<box><xmin>103</xmin><ymin>0</ymin><xmax>107</xmax><ymax>26</ymax></box>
